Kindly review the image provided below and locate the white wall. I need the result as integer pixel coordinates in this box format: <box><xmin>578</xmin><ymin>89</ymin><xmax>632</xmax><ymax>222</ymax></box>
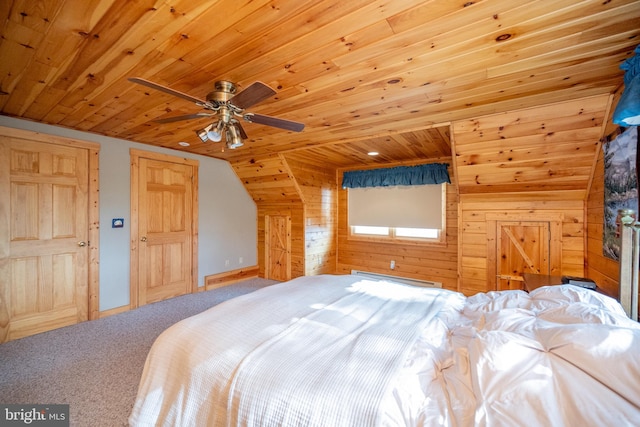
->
<box><xmin>0</xmin><ymin>116</ymin><xmax>257</xmax><ymax>311</ymax></box>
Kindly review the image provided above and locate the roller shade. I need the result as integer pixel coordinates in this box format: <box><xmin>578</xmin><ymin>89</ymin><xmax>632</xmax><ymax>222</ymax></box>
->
<box><xmin>348</xmin><ymin>184</ymin><xmax>444</xmax><ymax>229</ymax></box>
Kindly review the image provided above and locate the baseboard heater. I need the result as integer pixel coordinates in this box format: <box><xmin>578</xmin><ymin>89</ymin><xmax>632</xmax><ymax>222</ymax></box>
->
<box><xmin>350</xmin><ymin>270</ymin><xmax>442</xmax><ymax>288</ymax></box>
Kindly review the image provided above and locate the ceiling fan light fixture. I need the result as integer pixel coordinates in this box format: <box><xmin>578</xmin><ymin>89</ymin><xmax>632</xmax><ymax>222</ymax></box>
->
<box><xmin>207</xmin><ymin>121</ymin><xmax>224</xmax><ymax>142</ymax></box>
<box><xmin>207</xmin><ymin>120</ymin><xmax>227</xmax><ymax>142</ymax></box>
<box><xmin>195</xmin><ymin>128</ymin><xmax>209</xmax><ymax>143</ymax></box>
<box><xmin>226</xmin><ymin>124</ymin><xmax>244</xmax><ymax>149</ymax></box>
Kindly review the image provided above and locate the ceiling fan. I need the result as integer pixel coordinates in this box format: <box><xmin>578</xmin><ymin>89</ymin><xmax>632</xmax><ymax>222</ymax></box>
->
<box><xmin>128</xmin><ymin>77</ymin><xmax>304</xmax><ymax>149</ymax></box>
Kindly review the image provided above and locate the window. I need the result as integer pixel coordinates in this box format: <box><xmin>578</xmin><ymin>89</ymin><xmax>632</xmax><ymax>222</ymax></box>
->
<box><xmin>347</xmin><ymin>184</ymin><xmax>446</xmax><ymax>244</ymax></box>
<box><xmin>351</xmin><ymin>225</ymin><xmax>440</xmax><ymax>241</ymax></box>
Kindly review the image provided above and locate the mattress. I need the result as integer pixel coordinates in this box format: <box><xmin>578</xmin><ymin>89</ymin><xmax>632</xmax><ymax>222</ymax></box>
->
<box><xmin>129</xmin><ymin>274</ymin><xmax>640</xmax><ymax>426</ymax></box>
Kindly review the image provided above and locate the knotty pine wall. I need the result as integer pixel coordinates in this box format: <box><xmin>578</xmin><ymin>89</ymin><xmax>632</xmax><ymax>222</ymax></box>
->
<box><xmin>235</xmin><ymin>95</ymin><xmax>625</xmax><ymax>297</ymax></box>
<box><xmin>586</xmin><ymin>88</ymin><xmax>624</xmax><ymax>298</ymax></box>
<box><xmin>232</xmin><ymin>154</ymin><xmax>305</xmax><ymax>279</ymax></box>
<box><xmin>457</xmin><ymin>193</ymin><xmax>586</xmax><ymax>295</ymax></box>
<box><xmin>453</xmin><ymin>96</ymin><xmax>611</xmax><ymax>295</ymax></box>
<box><xmin>233</xmin><ymin>153</ymin><xmax>337</xmax><ymax>279</ymax></box>
<box><xmin>336</xmin><ymin>163</ymin><xmax>459</xmax><ymax>292</ymax></box>
<box><xmin>586</xmin><ymin>146</ymin><xmax>620</xmax><ymax>297</ymax></box>
<box><xmin>285</xmin><ymin>157</ymin><xmax>337</xmax><ymax>276</ymax></box>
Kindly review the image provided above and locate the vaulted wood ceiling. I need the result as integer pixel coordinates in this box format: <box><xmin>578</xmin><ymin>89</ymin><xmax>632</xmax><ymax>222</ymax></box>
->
<box><xmin>0</xmin><ymin>0</ymin><xmax>638</xmax><ymax>173</ymax></box>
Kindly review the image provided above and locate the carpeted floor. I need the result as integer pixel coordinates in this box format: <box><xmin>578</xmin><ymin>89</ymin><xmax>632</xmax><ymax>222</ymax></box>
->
<box><xmin>0</xmin><ymin>278</ymin><xmax>278</xmax><ymax>427</ymax></box>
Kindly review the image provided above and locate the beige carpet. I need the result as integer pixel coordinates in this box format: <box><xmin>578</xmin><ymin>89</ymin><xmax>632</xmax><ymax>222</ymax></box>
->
<box><xmin>0</xmin><ymin>278</ymin><xmax>278</xmax><ymax>427</ymax></box>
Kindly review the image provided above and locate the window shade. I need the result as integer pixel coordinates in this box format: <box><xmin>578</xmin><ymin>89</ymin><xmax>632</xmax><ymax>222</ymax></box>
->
<box><xmin>348</xmin><ymin>184</ymin><xmax>444</xmax><ymax>228</ymax></box>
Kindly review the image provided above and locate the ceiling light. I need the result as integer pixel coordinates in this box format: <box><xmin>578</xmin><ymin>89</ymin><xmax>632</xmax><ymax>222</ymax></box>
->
<box><xmin>226</xmin><ymin>124</ymin><xmax>244</xmax><ymax>149</ymax></box>
<box><xmin>195</xmin><ymin>128</ymin><xmax>209</xmax><ymax>143</ymax></box>
<box><xmin>368</xmin><ymin>151</ymin><xmax>379</xmax><ymax>156</ymax></box>
<box><xmin>207</xmin><ymin>129</ymin><xmax>222</xmax><ymax>142</ymax></box>
<box><xmin>178</xmin><ymin>141</ymin><xmax>190</xmax><ymax>147</ymax></box>
<box><xmin>206</xmin><ymin>120</ymin><xmax>225</xmax><ymax>142</ymax></box>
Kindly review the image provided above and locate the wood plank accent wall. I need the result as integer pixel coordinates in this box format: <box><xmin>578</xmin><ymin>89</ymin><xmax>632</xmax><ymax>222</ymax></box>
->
<box><xmin>231</xmin><ymin>154</ymin><xmax>303</xmax><ymax>204</ymax></box>
<box><xmin>453</xmin><ymin>95</ymin><xmax>610</xmax><ymax>195</ymax></box>
<box><xmin>453</xmin><ymin>97</ymin><xmax>611</xmax><ymax>295</ymax></box>
<box><xmin>586</xmin><ymin>90</ymin><xmax>623</xmax><ymax>298</ymax></box>
<box><xmin>336</xmin><ymin>163</ymin><xmax>459</xmax><ymax>291</ymax></box>
<box><xmin>231</xmin><ymin>154</ymin><xmax>305</xmax><ymax>279</ymax></box>
<box><xmin>233</xmin><ymin>95</ymin><xmax>617</xmax><ymax>296</ymax></box>
<box><xmin>284</xmin><ymin>156</ymin><xmax>337</xmax><ymax>276</ymax></box>
<box><xmin>458</xmin><ymin>192</ymin><xmax>586</xmax><ymax>295</ymax></box>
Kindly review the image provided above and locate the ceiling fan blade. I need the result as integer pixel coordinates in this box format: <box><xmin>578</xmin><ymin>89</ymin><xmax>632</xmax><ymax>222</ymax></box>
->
<box><xmin>129</xmin><ymin>77</ymin><xmax>205</xmax><ymax>105</ymax></box>
<box><xmin>244</xmin><ymin>113</ymin><xmax>305</xmax><ymax>132</ymax></box>
<box><xmin>154</xmin><ymin>112</ymin><xmax>214</xmax><ymax>124</ymax></box>
<box><xmin>230</xmin><ymin>82</ymin><xmax>276</xmax><ymax>110</ymax></box>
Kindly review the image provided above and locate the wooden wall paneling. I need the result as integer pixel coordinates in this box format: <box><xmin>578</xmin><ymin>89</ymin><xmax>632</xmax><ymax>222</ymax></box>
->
<box><xmin>204</xmin><ymin>266</ymin><xmax>259</xmax><ymax>289</ymax></box>
<box><xmin>458</xmin><ymin>195</ymin><xmax>585</xmax><ymax>295</ymax></box>
<box><xmin>336</xmin><ymin>163</ymin><xmax>458</xmax><ymax>291</ymax></box>
<box><xmin>232</xmin><ymin>154</ymin><xmax>305</xmax><ymax>280</ymax></box>
<box><xmin>586</xmin><ymin>88</ymin><xmax>624</xmax><ymax>297</ymax></box>
<box><xmin>586</xmin><ymin>149</ymin><xmax>619</xmax><ymax>292</ymax></box>
<box><xmin>284</xmin><ymin>156</ymin><xmax>337</xmax><ymax>276</ymax></box>
<box><xmin>232</xmin><ymin>155</ymin><xmax>302</xmax><ymax>203</ymax></box>
<box><xmin>452</xmin><ymin>95</ymin><xmax>610</xmax><ymax>195</ymax></box>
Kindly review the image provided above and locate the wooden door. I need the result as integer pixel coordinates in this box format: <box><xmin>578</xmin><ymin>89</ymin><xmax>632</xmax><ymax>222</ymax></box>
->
<box><xmin>131</xmin><ymin>151</ymin><xmax>198</xmax><ymax>306</ymax></box>
<box><xmin>496</xmin><ymin>221</ymin><xmax>551</xmax><ymax>291</ymax></box>
<box><xmin>265</xmin><ymin>215</ymin><xmax>291</xmax><ymax>281</ymax></box>
<box><xmin>0</xmin><ymin>138</ymin><xmax>90</xmax><ymax>342</ymax></box>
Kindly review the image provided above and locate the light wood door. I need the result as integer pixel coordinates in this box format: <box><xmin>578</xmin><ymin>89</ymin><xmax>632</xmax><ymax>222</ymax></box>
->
<box><xmin>131</xmin><ymin>151</ymin><xmax>198</xmax><ymax>306</ymax></box>
<box><xmin>495</xmin><ymin>221</ymin><xmax>551</xmax><ymax>291</ymax></box>
<box><xmin>265</xmin><ymin>215</ymin><xmax>291</xmax><ymax>281</ymax></box>
<box><xmin>0</xmin><ymin>138</ymin><xmax>90</xmax><ymax>342</ymax></box>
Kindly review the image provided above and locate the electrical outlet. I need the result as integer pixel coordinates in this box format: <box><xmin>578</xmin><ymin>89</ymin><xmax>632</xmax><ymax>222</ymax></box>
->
<box><xmin>225</xmin><ymin>260</ymin><xmax>230</xmax><ymax>267</ymax></box>
<box><xmin>390</xmin><ymin>260</ymin><xmax>396</xmax><ymax>270</ymax></box>
<box><xmin>239</xmin><ymin>257</ymin><xmax>243</xmax><ymax>264</ymax></box>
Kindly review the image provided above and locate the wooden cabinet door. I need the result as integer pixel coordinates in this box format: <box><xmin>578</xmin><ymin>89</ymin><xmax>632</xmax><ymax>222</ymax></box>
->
<box><xmin>135</xmin><ymin>156</ymin><xmax>196</xmax><ymax>305</ymax></box>
<box><xmin>265</xmin><ymin>215</ymin><xmax>291</xmax><ymax>281</ymax></box>
<box><xmin>0</xmin><ymin>138</ymin><xmax>89</xmax><ymax>342</ymax></box>
<box><xmin>496</xmin><ymin>221</ymin><xmax>551</xmax><ymax>291</ymax></box>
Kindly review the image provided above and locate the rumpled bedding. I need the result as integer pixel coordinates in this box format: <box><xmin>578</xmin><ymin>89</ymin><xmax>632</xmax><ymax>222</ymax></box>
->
<box><xmin>129</xmin><ymin>274</ymin><xmax>640</xmax><ymax>427</ymax></box>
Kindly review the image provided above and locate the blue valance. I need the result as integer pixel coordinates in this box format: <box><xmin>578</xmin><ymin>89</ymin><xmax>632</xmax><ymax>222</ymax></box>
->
<box><xmin>341</xmin><ymin>163</ymin><xmax>450</xmax><ymax>189</ymax></box>
<box><xmin>613</xmin><ymin>43</ymin><xmax>640</xmax><ymax>126</ymax></box>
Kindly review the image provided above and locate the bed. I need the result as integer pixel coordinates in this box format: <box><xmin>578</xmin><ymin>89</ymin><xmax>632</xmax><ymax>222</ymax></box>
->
<box><xmin>129</xmin><ymin>274</ymin><xmax>640</xmax><ymax>426</ymax></box>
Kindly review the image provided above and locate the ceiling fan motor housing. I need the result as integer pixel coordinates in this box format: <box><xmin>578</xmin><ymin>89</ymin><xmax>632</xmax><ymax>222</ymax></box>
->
<box><xmin>207</xmin><ymin>81</ymin><xmax>237</xmax><ymax>104</ymax></box>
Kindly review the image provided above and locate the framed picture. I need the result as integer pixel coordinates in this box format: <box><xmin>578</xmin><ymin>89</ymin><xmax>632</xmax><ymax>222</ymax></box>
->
<box><xmin>603</xmin><ymin>126</ymin><xmax>638</xmax><ymax>260</ymax></box>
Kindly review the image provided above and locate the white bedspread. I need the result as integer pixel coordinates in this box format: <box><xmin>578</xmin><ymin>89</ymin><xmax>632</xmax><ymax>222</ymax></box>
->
<box><xmin>129</xmin><ymin>275</ymin><xmax>640</xmax><ymax>427</ymax></box>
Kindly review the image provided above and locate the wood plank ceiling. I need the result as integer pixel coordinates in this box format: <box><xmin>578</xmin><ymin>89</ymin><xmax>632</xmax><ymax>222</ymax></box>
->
<box><xmin>0</xmin><ymin>0</ymin><xmax>638</xmax><ymax>172</ymax></box>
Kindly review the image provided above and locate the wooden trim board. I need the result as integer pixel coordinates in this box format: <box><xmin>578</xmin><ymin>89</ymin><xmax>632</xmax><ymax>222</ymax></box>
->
<box><xmin>205</xmin><ymin>266</ymin><xmax>260</xmax><ymax>290</ymax></box>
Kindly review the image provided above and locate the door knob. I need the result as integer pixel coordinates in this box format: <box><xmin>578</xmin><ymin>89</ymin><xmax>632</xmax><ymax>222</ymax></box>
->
<box><xmin>140</xmin><ymin>236</ymin><xmax>147</xmax><ymax>242</ymax></box>
<box><xmin>78</xmin><ymin>241</ymin><xmax>87</xmax><ymax>247</ymax></box>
